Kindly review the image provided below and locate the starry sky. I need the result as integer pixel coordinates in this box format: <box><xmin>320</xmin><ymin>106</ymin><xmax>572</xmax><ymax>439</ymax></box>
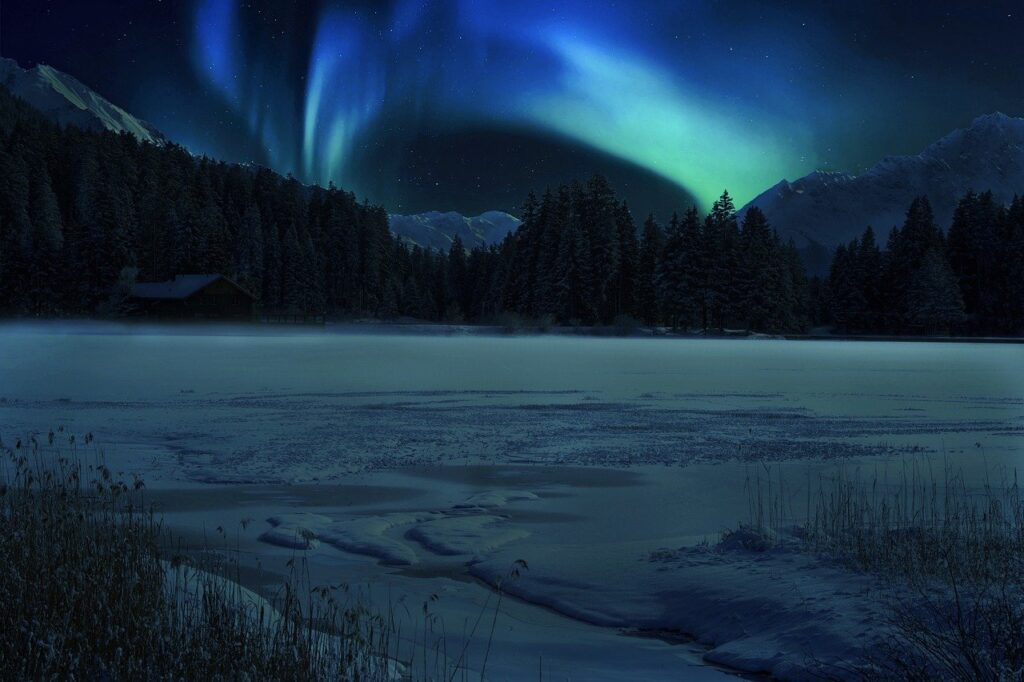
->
<box><xmin>3</xmin><ymin>0</ymin><xmax>1023</xmax><ymax>217</ymax></box>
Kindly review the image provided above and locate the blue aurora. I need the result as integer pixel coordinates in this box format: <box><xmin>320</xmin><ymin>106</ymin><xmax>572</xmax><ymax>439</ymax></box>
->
<box><xmin>191</xmin><ymin>0</ymin><xmax>816</xmax><ymax>210</ymax></box>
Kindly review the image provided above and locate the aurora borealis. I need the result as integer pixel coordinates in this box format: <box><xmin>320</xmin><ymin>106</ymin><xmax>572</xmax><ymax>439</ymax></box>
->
<box><xmin>191</xmin><ymin>0</ymin><xmax>816</xmax><ymax>210</ymax></box>
<box><xmin>4</xmin><ymin>1</ymin><xmax>1024</xmax><ymax>216</ymax></box>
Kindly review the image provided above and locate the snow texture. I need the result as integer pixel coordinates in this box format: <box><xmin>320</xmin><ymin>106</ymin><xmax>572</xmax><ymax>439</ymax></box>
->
<box><xmin>470</xmin><ymin>535</ymin><xmax>887</xmax><ymax>680</ymax></box>
<box><xmin>254</xmin><ymin>489</ymin><xmax>538</xmax><ymax>563</ymax></box>
<box><xmin>2</xmin><ymin>323</ymin><xmax>1020</xmax><ymax>679</ymax></box>
<box><xmin>260</xmin><ymin>512</ymin><xmax>334</xmax><ymax>550</ymax></box>
<box><xmin>0</xmin><ymin>58</ymin><xmax>167</xmax><ymax>145</ymax></box>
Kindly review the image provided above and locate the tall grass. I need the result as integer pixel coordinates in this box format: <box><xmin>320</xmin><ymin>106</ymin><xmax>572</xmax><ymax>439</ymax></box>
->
<box><xmin>0</xmin><ymin>431</ymin><xmax>404</xmax><ymax>680</ymax></box>
<box><xmin>738</xmin><ymin>458</ymin><xmax>1024</xmax><ymax>680</ymax></box>
<box><xmin>804</xmin><ymin>461</ymin><xmax>1024</xmax><ymax>584</ymax></box>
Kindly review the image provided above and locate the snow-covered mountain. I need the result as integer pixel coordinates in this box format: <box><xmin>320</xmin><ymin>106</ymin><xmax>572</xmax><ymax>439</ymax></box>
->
<box><xmin>743</xmin><ymin>112</ymin><xmax>1024</xmax><ymax>273</ymax></box>
<box><xmin>0</xmin><ymin>58</ymin><xmax>166</xmax><ymax>145</ymax></box>
<box><xmin>389</xmin><ymin>210</ymin><xmax>521</xmax><ymax>250</ymax></box>
<box><xmin>0</xmin><ymin>56</ymin><xmax>517</xmax><ymax>252</ymax></box>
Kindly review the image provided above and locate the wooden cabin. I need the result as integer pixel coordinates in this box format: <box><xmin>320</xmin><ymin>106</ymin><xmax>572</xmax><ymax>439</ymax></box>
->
<box><xmin>130</xmin><ymin>274</ymin><xmax>256</xmax><ymax>320</ymax></box>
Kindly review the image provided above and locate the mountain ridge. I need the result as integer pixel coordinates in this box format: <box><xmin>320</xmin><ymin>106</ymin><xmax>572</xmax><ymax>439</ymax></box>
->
<box><xmin>0</xmin><ymin>58</ymin><xmax>520</xmax><ymax>252</ymax></box>
<box><xmin>4</xmin><ymin>56</ymin><xmax>1020</xmax><ymax>268</ymax></box>
<box><xmin>742</xmin><ymin>112</ymin><xmax>1024</xmax><ymax>273</ymax></box>
<box><xmin>388</xmin><ymin>210</ymin><xmax>521</xmax><ymax>250</ymax></box>
<box><xmin>0</xmin><ymin>57</ymin><xmax>166</xmax><ymax>145</ymax></box>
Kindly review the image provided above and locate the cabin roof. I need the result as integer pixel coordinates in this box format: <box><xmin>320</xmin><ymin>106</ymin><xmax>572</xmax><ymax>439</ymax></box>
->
<box><xmin>131</xmin><ymin>274</ymin><xmax>249</xmax><ymax>300</ymax></box>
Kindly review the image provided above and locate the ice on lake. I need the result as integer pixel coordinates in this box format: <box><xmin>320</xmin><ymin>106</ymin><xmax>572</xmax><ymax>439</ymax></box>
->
<box><xmin>2</xmin><ymin>321</ymin><xmax>1020</xmax><ymax>484</ymax></box>
<box><xmin>1</xmin><ymin>321</ymin><xmax>1021</xmax><ymax>679</ymax></box>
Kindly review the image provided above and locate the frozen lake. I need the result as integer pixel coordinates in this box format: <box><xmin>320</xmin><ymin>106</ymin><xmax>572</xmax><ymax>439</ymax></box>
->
<box><xmin>2</xmin><ymin>322</ymin><xmax>1020</xmax><ymax>483</ymax></box>
<box><xmin>1</xmin><ymin>322</ymin><xmax>1022</xmax><ymax>678</ymax></box>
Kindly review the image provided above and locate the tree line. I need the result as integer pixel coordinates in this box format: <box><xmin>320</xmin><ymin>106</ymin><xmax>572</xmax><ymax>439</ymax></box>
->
<box><xmin>820</xmin><ymin>193</ymin><xmax>1024</xmax><ymax>335</ymax></box>
<box><xmin>0</xmin><ymin>84</ymin><xmax>809</xmax><ymax>332</ymax></box>
<box><xmin>0</xmin><ymin>86</ymin><xmax>397</xmax><ymax>318</ymax></box>
<box><xmin>452</xmin><ymin>182</ymin><xmax>809</xmax><ymax>332</ymax></box>
<box><xmin>0</xmin><ymin>84</ymin><xmax>1021</xmax><ymax>335</ymax></box>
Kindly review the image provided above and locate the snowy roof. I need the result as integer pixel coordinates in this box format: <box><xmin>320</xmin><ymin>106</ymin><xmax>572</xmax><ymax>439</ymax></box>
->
<box><xmin>131</xmin><ymin>274</ymin><xmax>227</xmax><ymax>300</ymax></box>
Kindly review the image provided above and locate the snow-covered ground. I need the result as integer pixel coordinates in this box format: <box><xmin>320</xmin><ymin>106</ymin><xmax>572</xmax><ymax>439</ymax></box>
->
<box><xmin>1</xmin><ymin>321</ymin><xmax>1021</xmax><ymax>679</ymax></box>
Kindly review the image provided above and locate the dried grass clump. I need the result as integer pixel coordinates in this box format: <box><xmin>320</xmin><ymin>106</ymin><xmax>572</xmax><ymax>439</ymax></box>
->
<box><xmin>809</xmin><ymin>464</ymin><xmax>1024</xmax><ymax>681</ymax></box>
<box><xmin>803</xmin><ymin>462</ymin><xmax>1024</xmax><ymax>585</ymax></box>
<box><xmin>0</xmin><ymin>431</ymin><xmax>396</xmax><ymax>680</ymax></box>
<box><xmin>740</xmin><ymin>458</ymin><xmax>1024</xmax><ymax>680</ymax></box>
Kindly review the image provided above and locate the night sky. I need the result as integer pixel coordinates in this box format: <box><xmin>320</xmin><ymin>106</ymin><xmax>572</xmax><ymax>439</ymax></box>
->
<box><xmin>3</xmin><ymin>1</ymin><xmax>1023</xmax><ymax>217</ymax></box>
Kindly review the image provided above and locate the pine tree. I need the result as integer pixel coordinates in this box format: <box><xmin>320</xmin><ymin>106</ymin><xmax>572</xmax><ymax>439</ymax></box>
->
<box><xmin>135</xmin><ymin>170</ymin><xmax>170</xmax><ymax>281</ymax></box>
<box><xmin>281</xmin><ymin>225</ymin><xmax>303</xmax><ymax>313</ymax></box>
<box><xmin>300</xmin><ymin>228</ymin><xmax>325</xmax><ymax>313</ymax></box>
<box><xmin>782</xmin><ymin>239</ymin><xmax>809</xmax><ymax>332</ymax></box>
<box><xmin>885</xmin><ymin>196</ymin><xmax>945</xmax><ymax>330</ymax></box>
<box><xmin>705</xmin><ymin>191</ymin><xmax>740</xmax><ymax>330</ymax></box>
<box><xmin>614</xmin><ymin>201</ymin><xmax>639</xmax><ymax>320</ymax></box>
<box><xmin>583</xmin><ymin>175</ymin><xmax>620</xmax><ymax>323</ymax></box>
<box><xmin>27</xmin><ymin>165</ymin><xmax>64</xmax><ymax>314</ymax></box>
<box><xmin>737</xmin><ymin>206</ymin><xmax>777</xmax><ymax>331</ymax></box>
<box><xmin>550</xmin><ymin>184</ymin><xmax>593</xmax><ymax>324</ymax></box>
<box><xmin>504</xmin><ymin>192</ymin><xmax>540</xmax><ymax>316</ymax></box>
<box><xmin>1002</xmin><ymin>196</ymin><xmax>1024</xmax><ymax>334</ymax></box>
<box><xmin>447</xmin><ymin>234</ymin><xmax>468</xmax><ymax>320</ymax></box>
<box><xmin>234</xmin><ymin>204</ymin><xmax>264</xmax><ymax>299</ymax></box>
<box><xmin>636</xmin><ymin>214</ymin><xmax>663</xmax><ymax>325</ymax></box>
<box><xmin>0</xmin><ymin>146</ymin><xmax>34</xmax><ymax>312</ymax></box>
<box><xmin>0</xmin><ymin>147</ymin><xmax>32</xmax><ymax>312</ymax></box>
<box><xmin>946</xmin><ymin>190</ymin><xmax>1003</xmax><ymax>332</ymax></box>
<box><xmin>905</xmin><ymin>248</ymin><xmax>965</xmax><ymax>334</ymax></box>
<box><xmin>855</xmin><ymin>226</ymin><xmax>883</xmax><ymax>331</ymax></box>
<box><xmin>657</xmin><ymin>209</ymin><xmax>701</xmax><ymax>330</ymax></box>
<box><xmin>827</xmin><ymin>244</ymin><xmax>859</xmax><ymax>332</ymax></box>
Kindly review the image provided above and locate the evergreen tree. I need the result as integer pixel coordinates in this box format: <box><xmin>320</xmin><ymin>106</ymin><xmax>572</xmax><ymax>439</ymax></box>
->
<box><xmin>946</xmin><ymin>191</ymin><xmax>1003</xmax><ymax>332</ymax></box>
<box><xmin>704</xmin><ymin>191</ymin><xmax>740</xmax><ymax>330</ymax></box>
<box><xmin>281</xmin><ymin>225</ymin><xmax>303</xmax><ymax>312</ymax></box>
<box><xmin>582</xmin><ymin>175</ymin><xmax>620</xmax><ymax>323</ymax></box>
<box><xmin>613</xmin><ymin>201</ymin><xmax>639</xmax><ymax>320</ymax></box>
<box><xmin>447</xmin><ymin>234</ymin><xmax>468</xmax><ymax>320</ymax></box>
<box><xmin>904</xmin><ymin>248</ymin><xmax>965</xmax><ymax>334</ymax></box>
<box><xmin>26</xmin><ymin>165</ymin><xmax>64</xmax><ymax>314</ymax></box>
<box><xmin>636</xmin><ymin>214</ymin><xmax>663</xmax><ymax>325</ymax></box>
<box><xmin>657</xmin><ymin>211</ymin><xmax>697</xmax><ymax>329</ymax></box>
<box><xmin>854</xmin><ymin>226</ymin><xmax>883</xmax><ymax>330</ymax></box>
<box><xmin>553</xmin><ymin>187</ymin><xmax>592</xmax><ymax>323</ymax></box>
<box><xmin>504</xmin><ymin>192</ymin><xmax>540</xmax><ymax>316</ymax></box>
<box><xmin>884</xmin><ymin>196</ymin><xmax>945</xmax><ymax>330</ymax></box>
<box><xmin>783</xmin><ymin>239</ymin><xmax>809</xmax><ymax>332</ymax></box>
<box><xmin>1001</xmin><ymin>196</ymin><xmax>1024</xmax><ymax>334</ymax></box>
<box><xmin>737</xmin><ymin>206</ymin><xmax>777</xmax><ymax>331</ymax></box>
<box><xmin>234</xmin><ymin>204</ymin><xmax>264</xmax><ymax>299</ymax></box>
<box><xmin>827</xmin><ymin>244</ymin><xmax>860</xmax><ymax>332</ymax></box>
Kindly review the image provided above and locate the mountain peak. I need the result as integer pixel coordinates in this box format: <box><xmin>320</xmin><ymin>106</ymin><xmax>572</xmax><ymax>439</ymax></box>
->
<box><xmin>969</xmin><ymin>111</ymin><xmax>1017</xmax><ymax>128</ymax></box>
<box><xmin>743</xmin><ymin>112</ymin><xmax>1024</xmax><ymax>274</ymax></box>
<box><xmin>389</xmin><ymin>211</ymin><xmax>521</xmax><ymax>250</ymax></box>
<box><xmin>0</xmin><ymin>58</ymin><xmax>166</xmax><ymax>145</ymax></box>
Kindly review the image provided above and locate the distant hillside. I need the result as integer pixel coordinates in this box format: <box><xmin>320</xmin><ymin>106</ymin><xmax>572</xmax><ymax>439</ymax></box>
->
<box><xmin>743</xmin><ymin>113</ymin><xmax>1024</xmax><ymax>273</ymax></box>
<box><xmin>389</xmin><ymin>210</ymin><xmax>521</xmax><ymax>250</ymax></box>
<box><xmin>0</xmin><ymin>58</ymin><xmax>166</xmax><ymax>145</ymax></box>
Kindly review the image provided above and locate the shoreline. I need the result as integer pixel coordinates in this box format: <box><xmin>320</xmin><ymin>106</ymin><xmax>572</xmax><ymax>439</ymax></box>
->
<box><xmin>1</xmin><ymin>317</ymin><xmax>1021</xmax><ymax>343</ymax></box>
